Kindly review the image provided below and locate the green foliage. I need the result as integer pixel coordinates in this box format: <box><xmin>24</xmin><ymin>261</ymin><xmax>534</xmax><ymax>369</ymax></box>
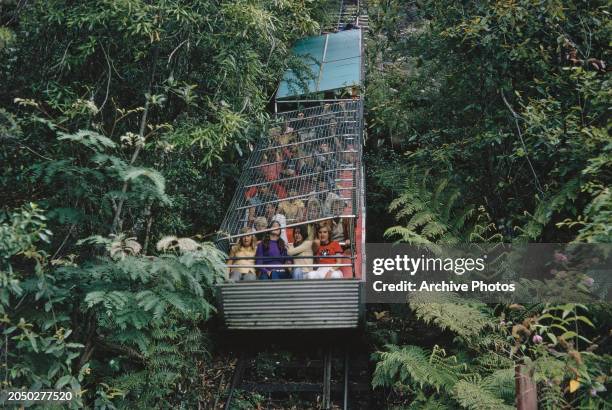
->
<box><xmin>409</xmin><ymin>292</ymin><xmax>494</xmax><ymax>340</ymax></box>
<box><xmin>2</xmin><ymin>203</ymin><xmax>227</xmax><ymax>407</ymax></box>
<box><xmin>367</xmin><ymin>1</ymin><xmax>611</xmax><ymax>405</ymax></box>
<box><xmin>371</xmin><ymin>289</ymin><xmax>519</xmax><ymax>408</ymax></box>
<box><xmin>1</xmin><ymin>205</ymin><xmax>86</xmax><ymax>408</ymax></box>
<box><xmin>0</xmin><ymin>4</ymin><xmax>329</xmax><ymax>404</ymax></box>
<box><xmin>368</xmin><ymin>0</ymin><xmax>611</xmax><ymax>243</ymax></box>
<box><xmin>385</xmin><ymin>170</ymin><xmax>474</xmax><ymax>245</ymax></box>
<box><xmin>372</xmin><ymin>342</ymin><xmax>516</xmax><ymax>409</ymax></box>
<box><xmin>1</xmin><ymin>0</ymin><xmax>328</xmax><ymax>246</ymax></box>
<box><xmin>373</xmin><ymin>345</ymin><xmax>465</xmax><ymax>392</ymax></box>
<box><xmin>451</xmin><ymin>378</ymin><xmax>514</xmax><ymax>410</ymax></box>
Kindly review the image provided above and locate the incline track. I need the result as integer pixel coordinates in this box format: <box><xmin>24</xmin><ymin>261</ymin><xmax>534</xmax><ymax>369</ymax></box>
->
<box><xmin>221</xmin><ymin>344</ymin><xmax>372</xmax><ymax>410</ymax></box>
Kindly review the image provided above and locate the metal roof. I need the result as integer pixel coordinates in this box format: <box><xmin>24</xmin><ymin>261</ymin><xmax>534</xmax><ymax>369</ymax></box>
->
<box><xmin>276</xmin><ymin>29</ymin><xmax>362</xmax><ymax>99</ymax></box>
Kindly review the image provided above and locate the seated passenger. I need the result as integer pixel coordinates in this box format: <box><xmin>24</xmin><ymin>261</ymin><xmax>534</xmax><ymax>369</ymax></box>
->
<box><xmin>315</xmin><ymin>141</ymin><xmax>333</xmax><ymax>167</ymax></box>
<box><xmin>260</xmin><ymin>150</ymin><xmax>284</xmax><ymax>182</ymax></box>
<box><xmin>248</xmin><ymin>185</ymin><xmax>277</xmax><ymax>217</ymax></box>
<box><xmin>271</xmin><ymin>182</ymin><xmax>287</xmax><ymax>199</ymax></box>
<box><xmin>278</xmin><ymin>122</ymin><xmax>296</xmax><ymax>155</ymax></box>
<box><xmin>279</xmin><ymin>190</ymin><xmax>305</xmax><ymax>223</ymax></box>
<box><xmin>339</xmin><ymin>143</ymin><xmax>356</xmax><ymax>167</ymax></box>
<box><xmin>264</xmin><ymin>203</ymin><xmax>288</xmax><ymax>244</ymax></box>
<box><xmin>253</xmin><ymin>216</ymin><xmax>268</xmax><ymax>241</ymax></box>
<box><xmin>328</xmin><ymin>199</ymin><xmax>351</xmax><ymax>246</ymax></box>
<box><xmin>281</xmin><ymin>145</ymin><xmax>300</xmax><ymax>176</ymax></box>
<box><xmin>227</xmin><ymin>228</ymin><xmax>257</xmax><ymax>281</ymax></box>
<box><xmin>255</xmin><ymin>221</ymin><xmax>292</xmax><ymax>280</ymax></box>
<box><xmin>298</xmin><ymin>156</ymin><xmax>316</xmax><ymax>177</ymax></box>
<box><xmin>304</xmin><ymin>197</ymin><xmax>322</xmax><ymax>240</ymax></box>
<box><xmin>287</xmin><ymin>225</ymin><xmax>313</xmax><ymax>280</ymax></box>
<box><xmin>244</xmin><ymin>206</ymin><xmax>256</xmax><ymax>229</ymax></box>
<box><xmin>312</xmin><ymin>179</ymin><xmax>337</xmax><ymax>208</ymax></box>
<box><xmin>323</xmin><ymin>191</ymin><xmax>341</xmax><ymax>217</ymax></box>
<box><xmin>304</xmin><ymin>224</ymin><xmax>344</xmax><ymax>279</ymax></box>
<box><xmin>269</xmin><ymin>127</ymin><xmax>282</xmax><ymax>144</ymax></box>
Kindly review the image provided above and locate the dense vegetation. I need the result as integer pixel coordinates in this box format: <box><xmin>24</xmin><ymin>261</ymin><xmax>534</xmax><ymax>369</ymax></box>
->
<box><xmin>1</xmin><ymin>1</ymin><xmax>331</xmax><ymax>407</ymax></box>
<box><xmin>365</xmin><ymin>0</ymin><xmax>610</xmax><ymax>408</ymax></box>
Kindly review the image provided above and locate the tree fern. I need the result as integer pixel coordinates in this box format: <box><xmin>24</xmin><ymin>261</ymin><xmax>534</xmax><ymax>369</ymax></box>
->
<box><xmin>372</xmin><ymin>344</ymin><xmax>465</xmax><ymax>392</ymax></box>
<box><xmin>53</xmin><ymin>237</ymin><xmax>224</xmax><ymax>408</ymax></box>
<box><xmin>480</xmin><ymin>368</ymin><xmax>516</xmax><ymax>402</ymax></box>
<box><xmin>385</xmin><ymin>170</ymin><xmax>475</xmax><ymax>244</ymax></box>
<box><xmin>451</xmin><ymin>378</ymin><xmax>514</xmax><ymax>410</ymax></box>
<box><xmin>517</xmin><ymin>178</ymin><xmax>582</xmax><ymax>241</ymax></box>
<box><xmin>409</xmin><ymin>292</ymin><xmax>494</xmax><ymax>339</ymax></box>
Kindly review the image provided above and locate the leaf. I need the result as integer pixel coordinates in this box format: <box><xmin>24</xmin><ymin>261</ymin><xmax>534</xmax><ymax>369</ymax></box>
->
<box><xmin>123</xmin><ymin>167</ymin><xmax>167</xmax><ymax>198</ymax></box>
<box><xmin>58</xmin><ymin>130</ymin><xmax>116</xmax><ymax>152</ymax></box>
<box><xmin>55</xmin><ymin>375</ymin><xmax>72</xmax><ymax>389</ymax></box>
<box><xmin>561</xmin><ymin>331</ymin><xmax>578</xmax><ymax>340</ymax></box>
<box><xmin>26</xmin><ymin>331</ymin><xmax>38</xmax><ymax>352</ymax></box>
<box><xmin>374</xmin><ymin>311</ymin><xmax>389</xmax><ymax>320</ymax></box>
<box><xmin>84</xmin><ymin>291</ymin><xmax>107</xmax><ymax>307</ymax></box>
<box><xmin>569</xmin><ymin>379</ymin><xmax>580</xmax><ymax>393</ymax></box>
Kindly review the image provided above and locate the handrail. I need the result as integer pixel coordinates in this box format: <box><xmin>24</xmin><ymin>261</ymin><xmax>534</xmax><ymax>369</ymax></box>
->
<box><xmin>218</xmin><ymin>215</ymin><xmax>356</xmax><ymax>241</ymax></box>
<box><xmin>234</xmin><ymin>189</ymin><xmax>354</xmax><ymax>211</ymax></box>
<box><xmin>224</xmin><ymin>263</ymin><xmax>352</xmax><ymax>269</ymax></box>
<box><xmin>243</xmin><ymin>166</ymin><xmax>356</xmax><ymax>189</ymax></box>
<box><xmin>227</xmin><ymin>255</ymin><xmax>355</xmax><ymax>260</ymax></box>
<box><xmin>258</xmin><ymin>132</ymin><xmax>357</xmax><ymax>152</ymax></box>
<box><xmin>249</xmin><ymin>148</ymin><xmax>357</xmax><ymax>170</ymax></box>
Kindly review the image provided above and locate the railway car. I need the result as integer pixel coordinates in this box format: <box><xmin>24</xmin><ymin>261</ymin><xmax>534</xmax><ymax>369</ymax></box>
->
<box><xmin>215</xmin><ymin>8</ymin><xmax>366</xmax><ymax>331</ymax></box>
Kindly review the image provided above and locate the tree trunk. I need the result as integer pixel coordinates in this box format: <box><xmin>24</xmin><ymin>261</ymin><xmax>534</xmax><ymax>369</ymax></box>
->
<box><xmin>110</xmin><ymin>46</ymin><xmax>159</xmax><ymax>234</ymax></box>
<box><xmin>515</xmin><ymin>364</ymin><xmax>538</xmax><ymax>410</ymax></box>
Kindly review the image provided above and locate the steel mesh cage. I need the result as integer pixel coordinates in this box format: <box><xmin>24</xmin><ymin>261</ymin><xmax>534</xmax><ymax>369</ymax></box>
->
<box><xmin>215</xmin><ymin>99</ymin><xmax>364</xmax><ymax>262</ymax></box>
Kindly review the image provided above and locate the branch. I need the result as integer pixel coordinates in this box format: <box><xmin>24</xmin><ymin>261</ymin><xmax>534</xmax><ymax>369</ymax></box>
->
<box><xmin>167</xmin><ymin>39</ymin><xmax>188</xmax><ymax>66</ymax></box>
<box><xmin>96</xmin><ymin>338</ymin><xmax>146</xmax><ymax>363</ymax></box>
<box><xmin>99</xmin><ymin>45</ymin><xmax>112</xmax><ymax>112</ymax></box>
<box><xmin>51</xmin><ymin>222</ymin><xmax>76</xmax><ymax>260</ymax></box>
<box><xmin>110</xmin><ymin>46</ymin><xmax>159</xmax><ymax>234</ymax></box>
<box><xmin>500</xmin><ymin>89</ymin><xmax>544</xmax><ymax>196</ymax></box>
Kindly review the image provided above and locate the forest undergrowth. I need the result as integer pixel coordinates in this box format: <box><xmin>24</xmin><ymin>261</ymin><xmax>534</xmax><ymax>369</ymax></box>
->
<box><xmin>364</xmin><ymin>1</ymin><xmax>610</xmax><ymax>408</ymax></box>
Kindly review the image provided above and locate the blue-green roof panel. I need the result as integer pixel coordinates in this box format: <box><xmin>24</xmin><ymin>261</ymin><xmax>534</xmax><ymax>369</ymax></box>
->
<box><xmin>318</xmin><ymin>59</ymin><xmax>360</xmax><ymax>92</ymax></box>
<box><xmin>276</xmin><ymin>29</ymin><xmax>362</xmax><ymax>99</ymax></box>
<box><xmin>325</xmin><ymin>30</ymin><xmax>362</xmax><ymax>61</ymax></box>
<box><xmin>292</xmin><ymin>35</ymin><xmax>326</xmax><ymax>59</ymax></box>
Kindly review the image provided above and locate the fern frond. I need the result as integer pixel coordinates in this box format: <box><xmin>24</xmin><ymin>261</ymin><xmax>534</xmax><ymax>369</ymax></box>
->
<box><xmin>481</xmin><ymin>368</ymin><xmax>515</xmax><ymax>402</ymax></box>
<box><xmin>451</xmin><ymin>379</ymin><xmax>514</xmax><ymax>410</ymax></box>
<box><xmin>372</xmin><ymin>344</ymin><xmax>462</xmax><ymax>392</ymax></box>
<box><xmin>384</xmin><ymin>225</ymin><xmax>432</xmax><ymax>245</ymax></box>
<box><xmin>407</xmin><ymin>210</ymin><xmax>435</xmax><ymax>230</ymax></box>
<box><xmin>410</xmin><ymin>292</ymin><xmax>493</xmax><ymax>339</ymax></box>
<box><xmin>58</xmin><ymin>130</ymin><xmax>116</xmax><ymax>152</ymax></box>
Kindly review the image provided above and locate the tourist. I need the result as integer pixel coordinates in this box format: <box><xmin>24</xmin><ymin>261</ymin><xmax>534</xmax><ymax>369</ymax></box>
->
<box><xmin>304</xmin><ymin>224</ymin><xmax>344</xmax><ymax>279</ymax></box>
<box><xmin>227</xmin><ymin>228</ymin><xmax>257</xmax><ymax>281</ymax></box>
<box><xmin>287</xmin><ymin>225</ymin><xmax>313</xmax><ymax>280</ymax></box>
<box><xmin>255</xmin><ymin>220</ymin><xmax>292</xmax><ymax>280</ymax></box>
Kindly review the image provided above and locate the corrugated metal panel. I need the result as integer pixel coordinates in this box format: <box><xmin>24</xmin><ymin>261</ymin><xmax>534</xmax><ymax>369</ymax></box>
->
<box><xmin>219</xmin><ymin>280</ymin><xmax>362</xmax><ymax>330</ymax></box>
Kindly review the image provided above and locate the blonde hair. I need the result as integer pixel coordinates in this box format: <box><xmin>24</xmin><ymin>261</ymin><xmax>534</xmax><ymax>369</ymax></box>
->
<box><xmin>307</xmin><ymin>197</ymin><xmax>322</xmax><ymax>212</ymax></box>
<box><xmin>231</xmin><ymin>227</ymin><xmax>255</xmax><ymax>254</ymax></box>
<box><xmin>254</xmin><ymin>216</ymin><xmax>268</xmax><ymax>230</ymax></box>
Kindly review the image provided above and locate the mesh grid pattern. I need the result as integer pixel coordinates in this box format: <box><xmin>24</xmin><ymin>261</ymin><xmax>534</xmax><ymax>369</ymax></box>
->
<box><xmin>216</xmin><ymin>100</ymin><xmax>364</xmax><ymax>257</ymax></box>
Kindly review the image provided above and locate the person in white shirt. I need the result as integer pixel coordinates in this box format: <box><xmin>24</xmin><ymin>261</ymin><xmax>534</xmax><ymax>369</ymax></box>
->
<box><xmin>287</xmin><ymin>225</ymin><xmax>313</xmax><ymax>280</ymax></box>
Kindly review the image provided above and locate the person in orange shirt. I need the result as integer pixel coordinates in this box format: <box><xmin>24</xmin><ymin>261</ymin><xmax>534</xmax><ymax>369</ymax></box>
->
<box><xmin>304</xmin><ymin>224</ymin><xmax>344</xmax><ymax>279</ymax></box>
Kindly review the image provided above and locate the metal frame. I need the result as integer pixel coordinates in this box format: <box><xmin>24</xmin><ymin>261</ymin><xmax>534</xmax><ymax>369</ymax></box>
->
<box><xmin>216</xmin><ymin>0</ymin><xmax>366</xmax><ymax>288</ymax></box>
